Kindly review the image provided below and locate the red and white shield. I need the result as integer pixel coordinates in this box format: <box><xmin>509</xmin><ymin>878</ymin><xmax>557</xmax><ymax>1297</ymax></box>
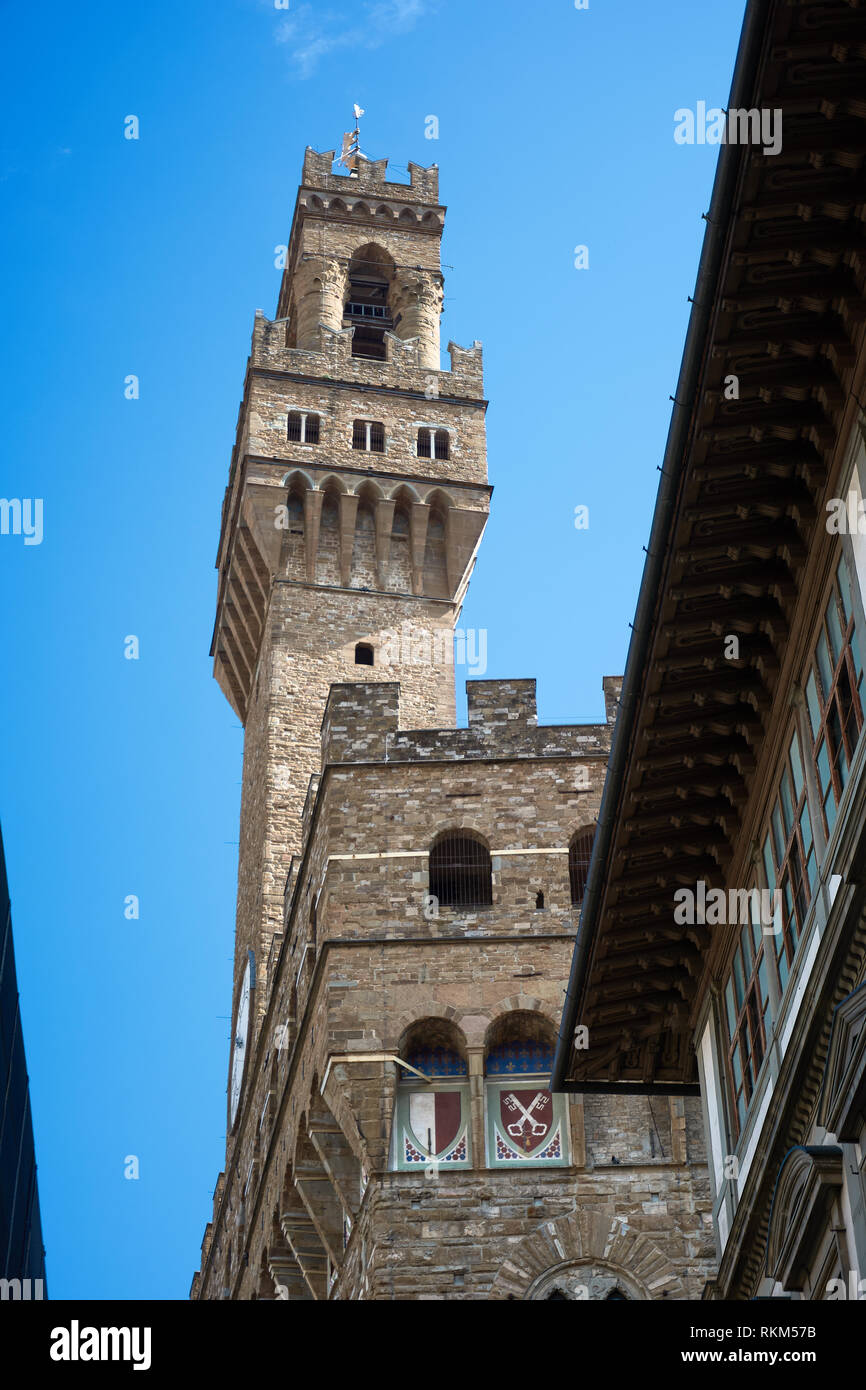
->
<box><xmin>499</xmin><ymin>1089</ymin><xmax>553</xmax><ymax>1152</ymax></box>
<box><xmin>409</xmin><ymin>1091</ymin><xmax>461</xmax><ymax>1157</ymax></box>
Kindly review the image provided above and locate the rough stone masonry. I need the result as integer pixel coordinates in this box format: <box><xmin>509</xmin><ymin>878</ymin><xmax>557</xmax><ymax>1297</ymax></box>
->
<box><xmin>192</xmin><ymin>146</ymin><xmax>715</xmax><ymax>1301</ymax></box>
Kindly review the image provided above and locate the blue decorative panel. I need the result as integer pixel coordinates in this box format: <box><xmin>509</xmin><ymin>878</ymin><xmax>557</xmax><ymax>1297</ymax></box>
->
<box><xmin>405</xmin><ymin>1046</ymin><xmax>468</xmax><ymax>1077</ymax></box>
<box><xmin>486</xmin><ymin>1041</ymin><xmax>554</xmax><ymax>1075</ymax></box>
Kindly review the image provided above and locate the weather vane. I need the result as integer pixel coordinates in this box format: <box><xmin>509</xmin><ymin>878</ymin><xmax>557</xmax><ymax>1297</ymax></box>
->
<box><xmin>338</xmin><ymin>104</ymin><xmax>366</xmax><ymax>171</ymax></box>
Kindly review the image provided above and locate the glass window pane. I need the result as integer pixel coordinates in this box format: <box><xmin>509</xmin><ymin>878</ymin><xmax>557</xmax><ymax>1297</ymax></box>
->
<box><xmin>777</xmin><ymin>942</ymin><xmax>790</xmax><ymax>994</ymax></box>
<box><xmin>826</xmin><ymin>594</ymin><xmax>844</xmax><ymax>665</ymax></box>
<box><xmin>817</xmin><ymin>739</ymin><xmax>832</xmax><ymax>796</ymax></box>
<box><xmin>789</xmin><ymin>732</ymin><xmax>804</xmax><ymax>800</ymax></box>
<box><xmin>725</xmin><ymin>980</ymin><xmax>736</xmax><ymax>1040</ymax></box>
<box><xmin>799</xmin><ymin>801</ymin><xmax>813</xmax><ymax>858</ymax></box>
<box><xmin>763</xmin><ymin>835</ymin><xmax>776</xmax><ymax>892</ymax></box>
<box><xmin>740</xmin><ymin>923</ymin><xmax>753</xmax><ymax>972</ymax></box>
<box><xmin>805</xmin><ymin>845</ymin><xmax>816</xmax><ymax>891</ymax></box>
<box><xmin>733</xmin><ymin>949</ymin><xmax>745</xmax><ymax>1009</ymax></box>
<box><xmin>757</xmin><ymin>956</ymin><xmax>769</xmax><ymax>1013</ymax></box>
<box><xmin>750</xmin><ymin>893</ymin><xmax>762</xmax><ymax>956</ymax></box>
<box><xmin>824</xmin><ymin>785</ymin><xmax>838</xmax><ymax>836</ymax></box>
<box><xmin>850</xmin><ymin>623</ymin><xmax>864</xmax><ymax>682</ymax></box>
<box><xmin>806</xmin><ymin>670</ymin><xmax>821</xmax><ymax>736</ymax></box>
<box><xmin>772</xmin><ymin>803</ymin><xmax>786</xmax><ymax>866</ymax></box>
<box><xmin>816</xmin><ymin>631</ymin><xmax>833</xmax><ymax>699</ymax></box>
<box><xmin>838</xmin><ymin>561</ymin><xmax>853</xmax><ymax>624</ymax></box>
<box><xmin>779</xmin><ymin>770</ymin><xmax>794</xmax><ymax>833</ymax></box>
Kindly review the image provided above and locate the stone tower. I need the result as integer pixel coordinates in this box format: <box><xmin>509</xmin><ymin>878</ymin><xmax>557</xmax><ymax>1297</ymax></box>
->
<box><xmin>193</xmin><ymin>147</ymin><xmax>715</xmax><ymax>1301</ymax></box>
<box><xmin>211</xmin><ymin>147</ymin><xmax>489</xmax><ymax>1016</ymax></box>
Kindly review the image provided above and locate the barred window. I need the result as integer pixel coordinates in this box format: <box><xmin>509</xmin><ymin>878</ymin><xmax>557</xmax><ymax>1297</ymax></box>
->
<box><xmin>723</xmin><ymin>895</ymin><xmax>771</xmax><ymax>1136</ymax></box>
<box><xmin>287</xmin><ymin>411</ymin><xmax>320</xmax><ymax>444</ymax></box>
<box><xmin>803</xmin><ymin>559</ymin><xmax>864</xmax><ymax>839</ymax></box>
<box><xmin>568</xmin><ymin>828</ymin><xmax>594</xmax><ymax>906</ymax></box>
<box><xmin>429</xmin><ymin>832</ymin><xmax>492</xmax><ymax>909</ymax></box>
<box><xmin>417</xmin><ymin>428</ymin><xmax>450</xmax><ymax>460</ymax></box>
<box><xmin>352</xmin><ymin>419</ymin><xmax>385</xmax><ymax>453</ymax></box>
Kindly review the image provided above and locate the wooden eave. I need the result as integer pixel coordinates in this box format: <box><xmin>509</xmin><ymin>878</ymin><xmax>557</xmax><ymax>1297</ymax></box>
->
<box><xmin>557</xmin><ymin>0</ymin><xmax>866</xmax><ymax>1091</ymax></box>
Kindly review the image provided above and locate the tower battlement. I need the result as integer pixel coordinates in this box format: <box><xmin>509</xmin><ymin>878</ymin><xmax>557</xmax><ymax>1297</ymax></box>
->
<box><xmin>250</xmin><ymin>311</ymin><xmax>485</xmax><ymax>397</ymax></box>
<box><xmin>301</xmin><ymin>148</ymin><xmax>440</xmax><ymax>205</ymax></box>
<box><xmin>319</xmin><ymin>679</ymin><xmax>612</xmax><ymax>770</ymax></box>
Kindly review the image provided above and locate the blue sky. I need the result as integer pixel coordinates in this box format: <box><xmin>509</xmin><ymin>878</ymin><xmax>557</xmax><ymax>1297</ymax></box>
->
<box><xmin>0</xmin><ymin>0</ymin><xmax>746</xmax><ymax>1299</ymax></box>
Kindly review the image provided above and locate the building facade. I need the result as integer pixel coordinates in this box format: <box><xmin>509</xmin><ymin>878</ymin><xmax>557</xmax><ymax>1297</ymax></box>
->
<box><xmin>554</xmin><ymin>0</ymin><xmax>866</xmax><ymax>1303</ymax></box>
<box><xmin>0</xmin><ymin>823</ymin><xmax>47</xmax><ymax>1296</ymax></box>
<box><xmin>192</xmin><ymin>147</ymin><xmax>714</xmax><ymax>1300</ymax></box>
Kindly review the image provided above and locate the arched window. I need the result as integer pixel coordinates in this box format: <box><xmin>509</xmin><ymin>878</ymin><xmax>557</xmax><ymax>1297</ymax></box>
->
<box><xmin>569</xmin><ymin>827</ymin><xmax>595</xmax><ymax>907</ymax></box>
<box><xmin>352</xmin><ymin>420</ymin><xmax>385</xmax><ymax>453</ymax></box>
<box><xmin>417</xmin><ymin>428</ymin><xmax>450</xmax><ymax>460</ymax></box>
<box><xmin>392</xmin><ymin>1021</ymin><xmax>471</xmax><ymax>1171</ymax></box>
<box><xmin>429</xmin><ymin>832</ymin><xmax>492</xmax><ymax>909</ymax></box>
<box><xmin>345</xmin><ymin>244</ymin><xmax>394</xmax><ymax>359</ymax></box>
<box><xmin>484</xmin><ymin>1013</ymin><xmax>568</xmax><ymax>1169</ymax></box>
<box><xmin>354</xmin><ymin>643</ymin><xmax>374</xmax><ymax>666</ymax></box>
<box><xmin>287</xmin><ymin>411</ymin><xmax>320</xmax><ymax>444</ymax></box>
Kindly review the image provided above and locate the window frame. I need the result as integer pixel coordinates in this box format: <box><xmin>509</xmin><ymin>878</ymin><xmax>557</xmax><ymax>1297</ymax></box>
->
<box><xmin>287</xmin><ymin>410</ymin><xmax>320</xmax><ymax>445</ymax></box>
<box><xmin>802</xmin><ymin>559</ymin><xmax>864</xmax><ymax>840</ymax></box>
<box><xmin>352</xmin><ymin>419</ymin><xmax>385</xmax><ymax>453</ymax></box>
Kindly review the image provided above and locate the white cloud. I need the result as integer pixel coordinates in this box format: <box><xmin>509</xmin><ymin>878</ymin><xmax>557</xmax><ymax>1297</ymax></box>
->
<box><xmin>274</xmin><ymin>0</ymin><xmax>433</xmax><ymax>78</ymax></box>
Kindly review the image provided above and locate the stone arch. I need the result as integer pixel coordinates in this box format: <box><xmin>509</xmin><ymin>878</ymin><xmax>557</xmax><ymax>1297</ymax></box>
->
<box><xmin>280</xmin><ymin>467</ymin><xmax>315</xmax><ymax>492</ymax></box>
<box><xmin>375</xmin><ymin>203</ymin><xmax>394</xmax><ymax>220</ymax></box>
<box><xmin>421</xmin><ymin>210</ymin><xmax>442</xmax><ymax>228</ymax></box>
<box><xmin>389</xmin><ymin>481</ymin><xmax>422</xmax><ymax>504</ymax></box>
<box><xmin>353</xmin><ymin>477</ymin><xmax>385</xmax><ymax>501</ymax></box>
<box><xmin>488</xmin><ymin>1212</ymin><xmax>689</xmax><ymax>1301</ymax></box>
<box><xmin>352</xmin><ymin>201</ymin><xmax>372</xmax><ymax>218</ymax></box>
<box><xmin>527</xmin><ymin>1258</ymin><xmax>646</xmax><ymax>1302</ymax></box>
<box><xmin>316</xmin><ymin>471</ymin><xmax>349</xmax><ymax>495</ymax></box>
<box><xmin>346</xmin><ymin>241</ymin><xmax>396</xmax><ymax>284</ymax></box>
<box><xmin>422</xmin><ymin>485</ymin><xmax>455</xmax><ymax>512</ymax></box>
<box><xmin>484</xmin><ymin>1007</ymin><xmax>557</xmax><ymax>1052</ymax></box>
<box><xmin>398</xmin><ymin>207</ymin><xmax>417</xmax><ymax>223</ymax></box>
<box><xmin>388</xmin><ymin>1000</ymin><xmax>464</xmax><ymax>1052</ymax></box>
<box><xmin>328</xmin><ymin>197</ymin><xmax>348</xmax><ymax>215</ymax></box>
<box><xmin>398</xmin><ymin>1016</ymin><xmax>469</xmax><ymax>1069</ymax></box>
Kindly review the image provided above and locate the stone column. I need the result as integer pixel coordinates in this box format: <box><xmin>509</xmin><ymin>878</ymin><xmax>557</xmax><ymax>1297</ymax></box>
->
<box><xmin>293</xmin><ymin>255</ymin><xmax>346</xmax><ymax>349</ymax></box>
<box><xmin>467</xmin><ymin>1048</ymin><xmax>486</xmax><ymax>1169</ymax></box>
<box><xmin>392</xmin><ymin>272</ymin><xmax>443</xmax><ymax>369</ymax></box>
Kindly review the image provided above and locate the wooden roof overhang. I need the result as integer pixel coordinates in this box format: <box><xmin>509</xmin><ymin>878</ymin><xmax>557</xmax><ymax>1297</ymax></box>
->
<box><xmin>553</xmin><ymin>0</ymin><xmax>866</xmax><ymax>1094</ymax></box>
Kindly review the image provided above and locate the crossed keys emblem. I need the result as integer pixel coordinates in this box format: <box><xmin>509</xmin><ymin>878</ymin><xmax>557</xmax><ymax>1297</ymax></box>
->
<box><xmin>502</xmin><ymin>1090</ymin><xmax>551</xmax><ymax>1142</ymax></box>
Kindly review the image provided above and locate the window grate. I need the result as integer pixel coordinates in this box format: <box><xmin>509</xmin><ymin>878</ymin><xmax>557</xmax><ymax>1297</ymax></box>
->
<box><xmin>429</xmin><ymin>833</ymin><xmax>492</xmax><ymax>909</ymax></box>
<box><xmin>568</xmin><ymin>828</ymin><xmax>594</xmax><ymax>906</ymax></box>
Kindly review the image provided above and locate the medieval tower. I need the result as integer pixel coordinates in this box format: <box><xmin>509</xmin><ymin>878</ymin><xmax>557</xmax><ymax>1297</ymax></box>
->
<box><xmin>191</xmin><ymin>142</ymin><xmax>716</xmax><ymax>1301</ymax></box>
